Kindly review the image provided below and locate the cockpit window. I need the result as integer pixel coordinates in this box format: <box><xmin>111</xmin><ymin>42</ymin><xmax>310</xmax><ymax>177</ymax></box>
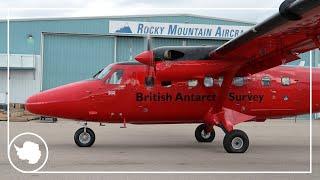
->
<box><xmin>107</xmin><ymin>70</ymin><xmax>124</xmax><ymax>84</ymax></box>
<box><xmin>94</xmin><ymin>65</ymin><xmax>112</xmax><ymax>79</ymax></box>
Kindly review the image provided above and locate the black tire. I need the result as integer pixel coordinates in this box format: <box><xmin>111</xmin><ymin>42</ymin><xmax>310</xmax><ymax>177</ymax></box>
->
<box><xmin>195</xmin><ymin>124</ymin><xmax>215</xmax><ymax>143</ymax></box>
<box><xmin>74</xmin><ymin>127</ymin><xmax>95</xmax><ymax>147</ymax></box>
<box><xmin>223</xmin><ymin>129</ymin><xmax>249</xmax><ymax>153</ymax></box>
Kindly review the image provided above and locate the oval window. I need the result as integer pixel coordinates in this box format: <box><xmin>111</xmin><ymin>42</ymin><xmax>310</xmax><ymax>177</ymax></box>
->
<box><xmin>188</xmin><ymin>80</ymin><xmax>198</xmax><ymax>87</ymax></box>
<box><xmin>233</xmin><ymin>77</ymin><xmax>245</xmax><ymax>87</ymax></box>
<box><xmin>204</xmin><ymin>77</ymin><xmax>213</xmax><ymax>87</ymax></box>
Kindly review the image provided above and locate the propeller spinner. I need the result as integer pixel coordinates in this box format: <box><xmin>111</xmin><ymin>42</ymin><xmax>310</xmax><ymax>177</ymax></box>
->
<box><xmin>135</xmin><ymin>36</ymin><xmax>155</xmax><ymax>86</ymax></box>
<box><xmin>135</xmin><ymin>36</ymin><xmax>154</xmax><ymax>66</ymax></box>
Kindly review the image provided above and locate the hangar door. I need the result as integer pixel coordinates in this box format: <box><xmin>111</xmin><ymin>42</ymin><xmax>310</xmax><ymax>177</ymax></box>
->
<box><xmin>116</xmin><ymin>36</ymin><xmax>145</xmax><ymax>62</ymax></box>
<box><xmin>42</xmin><ymin>34</ymin><xmax>115</xmax><ymax>90</ymax></box>
<box><xmin>152</xmin><ymin>37</ymin><xmax>185</xmax><ymax>48</ymax></box>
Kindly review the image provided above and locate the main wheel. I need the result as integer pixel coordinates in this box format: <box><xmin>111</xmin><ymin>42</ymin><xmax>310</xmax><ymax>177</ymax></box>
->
<box><xmin>74</xmin><ymin>127</ymin><xmax>95</xmax><ymax>147</ymax></box>
<box><xmin>195</xmin><ymin>124</ymin><xmax>215</xmax><ymax>142</ymax></box>
<box><xmin>223</xmin><ymin>129</ymin><xmax>249</xmax><ymax>153</ymax></box>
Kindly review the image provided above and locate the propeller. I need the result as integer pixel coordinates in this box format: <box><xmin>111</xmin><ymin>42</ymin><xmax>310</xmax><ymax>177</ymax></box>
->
<box><xmin>147</xmin><ymin>35</ymin><xmax>152</xmax><ymax>51</ymax></box>
<box><xmin>147</xmin><ymin>36</ymin><xmax>155</xmax><ymax>72</ymax></box>
<box><xmin>145</xmin><ymin>36</ymin><xmax>155</xmax><ymax>86</ymax></box>
<box><xmin>134</xmin><ymin>36</ymin><xmax>156</xmax><ymax>86</ymax></box>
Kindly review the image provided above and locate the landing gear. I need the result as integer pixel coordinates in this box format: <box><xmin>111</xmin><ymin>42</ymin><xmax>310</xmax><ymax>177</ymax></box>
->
<box><xmin>195</xmin><ymin>124</ymin><xmax>215</xmax><ymax>142</ymax></box>
<box><xmin>195</xmin><ymin>123</ymin><xmax>249</xmax><ymax>153</ymax></box>
<box><xmin>223</xmin><ymin>129</ymin><xmax>249</xmax><ymax>153</ymax></box>
<box><xmin>74</xmin><ymin>127</ymin><xmax>96</xmax><ymax>147</ymax></box>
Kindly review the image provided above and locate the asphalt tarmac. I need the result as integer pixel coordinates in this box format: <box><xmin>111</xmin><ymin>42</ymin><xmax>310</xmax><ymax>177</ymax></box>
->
<box><xmin>0</xmin><ymin>119</ymin><xmax>319</xmax><ymax>179</ymax></box>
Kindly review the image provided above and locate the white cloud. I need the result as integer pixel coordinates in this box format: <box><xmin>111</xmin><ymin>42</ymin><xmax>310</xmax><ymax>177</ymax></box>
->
<box><xmin>1</xmin><ymin>0</ymin><xmax>285</xmax><ymax>22</ymax></box>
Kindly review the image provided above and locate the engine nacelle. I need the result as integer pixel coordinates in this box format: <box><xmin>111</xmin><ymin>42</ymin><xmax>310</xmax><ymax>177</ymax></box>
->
<box><xmin>155</xmin><ymin>60</ymin><xmax>234</xmax><ymax>81</ymax></box>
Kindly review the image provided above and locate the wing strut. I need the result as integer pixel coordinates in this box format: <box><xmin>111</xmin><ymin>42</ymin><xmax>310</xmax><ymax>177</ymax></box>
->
<box><xmin>203</xmin><ymin>68</ymin><xmax>239</xmax><ymax>133</ymax></box>
<box><xmin>203</xmin><ymin>67</ymin><xmax>257</xmax><ymax>133</ymax></box>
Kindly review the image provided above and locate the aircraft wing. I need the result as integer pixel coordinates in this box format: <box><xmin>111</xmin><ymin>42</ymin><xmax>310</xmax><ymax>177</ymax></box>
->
<box><xmin>210</xmin><ymin>0</ymin><xmax>320</xmax><ymax>76</ymax></box>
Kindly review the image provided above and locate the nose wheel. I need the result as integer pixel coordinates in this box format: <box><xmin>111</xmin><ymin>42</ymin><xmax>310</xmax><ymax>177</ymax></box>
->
<box><xmin>195</xmin><ymin>124</ymin><xmax>215</xmax><ymax>142</ymax></box>
<box><xmin>74</xmin><ymin>127</ymin><xmax>96</xmax><ymax>147</ymax></box>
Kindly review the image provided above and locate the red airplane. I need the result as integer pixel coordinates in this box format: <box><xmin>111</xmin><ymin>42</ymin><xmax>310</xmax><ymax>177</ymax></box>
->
<box><xmin>26</xmin><ymin>0</ymin><xmax>320</xmax><ymax>153</ymax></box>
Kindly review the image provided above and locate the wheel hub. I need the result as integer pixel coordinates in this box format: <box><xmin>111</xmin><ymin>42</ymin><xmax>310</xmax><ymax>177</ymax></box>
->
<box><xmin>231</xmin><ymin>137</ymin><xmax>244</xmax><ymax>150</ymax></box>
<box><xmin>201</xmin><ymin>130</ymin><xmax>211</xmax><ymax>139</ymax></box>
<box><xmin>79</xmin><ymin>132</ymin><xmax>91</xmax><ymax>144</ymax></box>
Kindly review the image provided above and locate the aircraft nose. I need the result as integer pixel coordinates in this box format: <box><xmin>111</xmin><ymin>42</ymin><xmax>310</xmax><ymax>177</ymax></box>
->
<box><xmin>25</xmin><ymin>94</ymin><xmax>42</xmax><ymax>114</ymax></box>
<box><xmin>25</xmin><ymin>90</ymin><xmax>66</xmax><ymax>116</ymax></box>
<box><xmin>25</xmin><ymin>80</ymin><xmax>97</xmax><ymax>118</ymax></box>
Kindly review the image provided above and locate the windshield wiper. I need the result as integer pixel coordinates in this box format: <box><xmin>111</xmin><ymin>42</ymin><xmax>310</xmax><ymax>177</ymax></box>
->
<box><xmin>93</xmin><ymin>69</ymin><xmax>103</xmax><ymax>79</ymax></box>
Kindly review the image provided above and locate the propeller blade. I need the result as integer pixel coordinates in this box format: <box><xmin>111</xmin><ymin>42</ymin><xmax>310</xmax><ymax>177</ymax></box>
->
<box><xmin>147</xmin><ymin>35</ymin><xmax>151</xmax><ymax>51</ymax></box>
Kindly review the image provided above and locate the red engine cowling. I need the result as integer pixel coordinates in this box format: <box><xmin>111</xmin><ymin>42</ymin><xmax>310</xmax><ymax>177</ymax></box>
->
<box><xmin>155</xmin><ymin>60</ymin><xmax>235</xmax><ymax>81</ymax></box>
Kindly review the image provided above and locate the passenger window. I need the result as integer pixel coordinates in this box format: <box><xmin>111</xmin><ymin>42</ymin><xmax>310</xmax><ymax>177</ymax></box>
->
<box><xmin>107</xmin><ymin>70</ymin><xmax>123</xmax><ymax>84</ymax></box>
<box><xmin>204</xmin><ymin>77</ymin><xmax>213</xmax><ymax>87</ymax></box>
<box><xmin>188</xmin><ymin>80</ymin><xmax>198</xmax><ymax>87</ymax></box>
<box><xmin>161</xmin><ymin>81</ymin><xmax>172</xmax><ymax>88</ymax></box>
<box><xmin>281</xmin><ymin>77</ymin><xmax>290</xmax><ymax>86</ymax></box>
<box><xmin>145</xmin><ymin>76</ymin><xmax>154</xmax><ymax>87</ymax></box>
<box><xmin>261</xmin><ymin>76</ymin><xmax>271</xmax><ymax>86</ymax></box>
<box><xmin>233</xmin><ymin>77</ymin><xmax>245</xmax><ymax>87</ymax></box>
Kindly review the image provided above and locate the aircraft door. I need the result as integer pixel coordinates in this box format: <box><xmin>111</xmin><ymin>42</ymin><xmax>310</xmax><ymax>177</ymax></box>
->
<box><xmin>275</xmin><ymin>75</ymin><xmax>301</xmax><ymax>113</ymax></box>
<box><xmin>102</xmin><ymin>69</ymin><xmax>130</xmax><ymax>122</ymax></box>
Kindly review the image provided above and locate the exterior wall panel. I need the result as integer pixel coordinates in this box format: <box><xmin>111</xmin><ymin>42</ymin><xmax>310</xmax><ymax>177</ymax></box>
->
<box><xmin>42</xmin><ymin>34</ymin><xmax>114</xmax><ymax>90</ymax></box>
<box><xmin>9</xmin><ymin>19</ymin><xmax>109</xmax><ymax>54</ymax></box>
<box><xmin>0</xmin><ymin>22</ymin><xmax>7</xmax><ymax>53</ymax></box>
<box><xmin>287</xmin><ymin>52</ymin><xmax>310</xmax><ymax>67</ymax></box>
<box><xmin>116</xmin><ymin>36</ymin><xmax>144</xmax><ymax>62</ymax></box>
<box><xmin>7</xmin><ymin>15</ymin><xmax>254</xmax><ymax>55</ymax></box>
<box><xmin>0</xmin><ymin>54</ymin><xmax>41</xmax><ymax>104</ymax></box>
<box><xmin>111</xmin><ymin>15</ymin><xmax>253</xmax><ymax>26</ymax></box>
<box><xmin>152</xmin><ymin>37</ymin><xmax>185</xmax><ymax>47</ymax></box>
<box><xmin>186</xmin><ymin>39</ymin><xmax>226</xmax><ymax>46</ymax></box>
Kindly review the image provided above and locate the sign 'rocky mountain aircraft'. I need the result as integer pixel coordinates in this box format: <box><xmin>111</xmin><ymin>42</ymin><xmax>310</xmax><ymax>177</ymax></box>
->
<box><xmin>26</xmin><ymin>0</ymin><xmax>320</xmax><ymax>153</ymax></box>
